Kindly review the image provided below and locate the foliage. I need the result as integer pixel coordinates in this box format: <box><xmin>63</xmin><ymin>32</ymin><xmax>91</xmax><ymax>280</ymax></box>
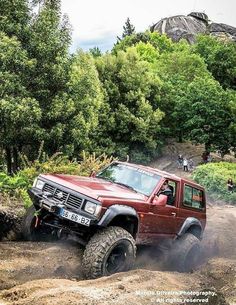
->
<box><xmin>0</xmin><ymin>0</ymin><xmax>72</xmax><ymax>173</ymax></box>
<box><xmin>0</xmin><ymin>0</ymin><xmax>30</xmax><ymax>44</ymax></box>
<box><xmin>0</xmin><ymin>0</ymin><xmax>235</xmax><ymax>177</ymax></box>
<box><xmin>0</xmin><ymin>32</ymin><xmax>42</xmax><ymax>173</ymax></box>
<box><xmin>95</xmin><ymin>47</ymin><xmax>164</xmax><ymax>162</ymax></box>
<box><xmin>113</xmin><ymin>31</ymin><xmax>174</xmax><ymax>54</ymax></box>
<box><xmin>193</xmin><ymin>35</ymin><xmax>236</xmax><ymax>90</ymax></box>
<box><xmin>0</xmin><ymin>150</ymin><xmax>115</xmax><ymax>208</ymax></box>
<box><xmin>183</xmin><ymin>78</ymin><xmax>232</xmax><ymax>152</ymax></box>
<box><xmin>193</xmin><ymin>162</ymin><xmax>236</xmax><ymax>204</ymax></box>
<box><xmin>121</xmin><ymin>17</ymin><xmax>135</xmax><ymax>38</ymax></box>
<box><xmin>89</xmin><ymin>46</ymin><xmax>102</xmax><ymax>57</ymax></box>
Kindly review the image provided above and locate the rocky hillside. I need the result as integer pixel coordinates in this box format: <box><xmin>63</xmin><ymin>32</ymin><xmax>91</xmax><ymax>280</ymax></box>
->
<box><xmin>150</xmin><ymin>12</ymin><xmax>236</xmax><ymax>43</ymax></box>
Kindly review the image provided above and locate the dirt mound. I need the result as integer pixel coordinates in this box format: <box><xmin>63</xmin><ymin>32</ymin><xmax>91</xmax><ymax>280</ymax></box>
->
<box><xmin>0</xmin><ymin>259</ymin><xmax>235</xmax><ymax>305</ymax></box>
<box><xmin>0</xmin><ymin>242</ymin><xmax>83</xmax><ymax>291</ymax></box>
<box><xmin>0</xmin><ymin>206</ymin><xmax>235</xmax><ymax>304</ymax></box>
<box><xmin>0</xmin><ymin>270</ymin><xmax>201</xmax><ymax>305</ymax></box>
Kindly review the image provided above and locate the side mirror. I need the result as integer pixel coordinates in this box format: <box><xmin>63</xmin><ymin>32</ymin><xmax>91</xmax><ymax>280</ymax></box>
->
<box><xmin>152</xmin><ymin>194</ymin><xmax>167</xmax><ymax>206</ymax></box>
<box><xmin>89</xmin><ymin>171</ymin><xmax>96</xmax><ymax>178</ymax></box>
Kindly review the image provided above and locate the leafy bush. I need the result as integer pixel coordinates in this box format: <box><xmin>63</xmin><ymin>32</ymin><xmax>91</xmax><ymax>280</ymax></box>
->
<box><xmin>192</xmin><ymin>162</ymin><xmax>236</xmax><ymax>204</ymax></box>
<box><xmin>0</xmin><ymin>151</ymin><xmax>115</xmax><ymax>208</ymax></box>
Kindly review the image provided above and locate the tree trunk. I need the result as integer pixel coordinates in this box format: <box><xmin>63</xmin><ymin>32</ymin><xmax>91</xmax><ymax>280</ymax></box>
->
<box><xmin>12</xmin><ymin>147</ymin><xmax>18</xmax><ymax>173</ymax></box>
<box><xmin>178</xmin><ymin>131</ymin><xmax>183</xmax><ymax>143</ymax></box>
<box><xmin>5</xmin><ymin>147</ymin><xmax>12</xmax><ymax>175</ymax></box>
<box><xmin>205</xmin><ymin>142</ymin><xmax>211</xmax><ymax>154</ymax></box>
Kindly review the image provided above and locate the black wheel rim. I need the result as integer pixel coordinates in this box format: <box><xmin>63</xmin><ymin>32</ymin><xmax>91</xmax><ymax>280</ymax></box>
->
<box><xmin>105</xmin><ymin>243</ymin><xmax>128</xmax><ymax>274</ymax></box>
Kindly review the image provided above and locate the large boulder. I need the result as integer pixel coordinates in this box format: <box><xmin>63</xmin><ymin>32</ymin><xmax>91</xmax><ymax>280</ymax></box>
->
<box><xmin>209</xmin><ymin>23</ymin><xmax>236</xmax><ymax>42</ymax></box>
<box><xmin>151</xmin><ymin>12</ymin><xmax>236</xmax><ymax>43</ymax></box>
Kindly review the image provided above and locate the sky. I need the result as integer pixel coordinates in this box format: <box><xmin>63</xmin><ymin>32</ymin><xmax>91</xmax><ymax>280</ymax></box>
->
<box><xmin>60</xmin><ymin>0</ymin><xmax>236</xmax><ymax>53</ymax></box>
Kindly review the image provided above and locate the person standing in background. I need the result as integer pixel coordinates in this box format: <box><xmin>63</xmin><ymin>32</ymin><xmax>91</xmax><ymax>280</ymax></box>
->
<box><xmin>183</xmin><ymin>158</ymin><xmax>188</xmax><ymax>172</ymax></box>
<box><xmin>227</xmin><ymin>178</ymin><xmax>234</xmax><ymax>192</ymax></box>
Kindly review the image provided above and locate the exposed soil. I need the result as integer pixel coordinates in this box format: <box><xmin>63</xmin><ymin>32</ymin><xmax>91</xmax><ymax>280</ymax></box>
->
<box><xmin>0</xmin><ymin>142</ymin><xmax>236</xmax><ymax>305</ymax></box>
<box><xmin>0</xmin><ymin>205</ymin><xmax>235</xmax><ymax>305</ymax></box>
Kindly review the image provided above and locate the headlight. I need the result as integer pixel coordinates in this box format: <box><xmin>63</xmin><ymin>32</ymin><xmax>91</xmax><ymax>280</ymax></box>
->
<box><xmin>84</xmin><ymin>201</ymin><xmax>102</xmax><ymax>216</ymax></box>
<box><xmin>34</xmin><ymin>179</ymin><xmax>45</xmax><ymax>190</ymax></box>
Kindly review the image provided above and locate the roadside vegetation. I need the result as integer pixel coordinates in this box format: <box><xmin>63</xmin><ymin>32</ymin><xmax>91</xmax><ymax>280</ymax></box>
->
<box><xmin>0</xmin><ymin>147</ymin><xmax>114</xmax><ymax>208</ymax></box>
<box><xmin>193</xmin><ymin>162</ymin><xmax>236</xmax><ymax>204</ymax></box>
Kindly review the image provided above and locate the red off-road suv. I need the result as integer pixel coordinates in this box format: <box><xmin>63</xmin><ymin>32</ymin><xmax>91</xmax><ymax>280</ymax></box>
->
<box><xmin>23</xmin><ymin>161</ymin><xmax>206</xmax><ymax>278</ymax></box>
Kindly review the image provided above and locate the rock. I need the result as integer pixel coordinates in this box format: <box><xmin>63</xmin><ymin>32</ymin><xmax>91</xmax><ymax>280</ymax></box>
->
<box><xmin>151</xmin><ymin>14</ymin><xmax>207</xmax><ymax>44</ymax></box>
<box><xmin>209</xmin><ymin>23</ymin><xmax>236</xmax><ymax>42</ymax></box>
<box><xmin>151</xmin><ymin>12</ymin><xmax>236</xmax><ymax>44</ymax></box>
<box><xmin>0</xmin><ymin>209</ymin><xmax>22</xmax><ymax>240</ymax></box>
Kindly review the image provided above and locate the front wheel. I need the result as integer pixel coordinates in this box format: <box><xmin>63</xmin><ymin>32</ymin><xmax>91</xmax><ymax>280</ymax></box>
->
<box><xmin>82</xmin><ymin>226</ymin><xmax>136</xmax><ymax>279</ymax></box>
<box><xmin>22</xmin><ymin>205</ymin><xmax>43</xmax><ymax>241</ymax></box>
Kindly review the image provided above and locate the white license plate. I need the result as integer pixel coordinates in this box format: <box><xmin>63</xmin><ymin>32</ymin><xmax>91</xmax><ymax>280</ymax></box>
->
<box><xmin>60</xmin><ymin>209</ymin><xmax>91</xmax><ymax>226</ymax></box>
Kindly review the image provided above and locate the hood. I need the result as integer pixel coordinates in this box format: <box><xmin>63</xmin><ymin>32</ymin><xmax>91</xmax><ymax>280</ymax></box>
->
<box><xmin>40</xmin><ymin>174</ymin><xmax>147</xmax><ymax>201</ymax></box>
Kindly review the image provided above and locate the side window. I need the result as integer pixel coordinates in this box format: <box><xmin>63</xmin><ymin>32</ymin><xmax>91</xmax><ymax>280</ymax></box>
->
<box><xmin>183</xmin><ymin>185</ymin><xmax>204</xmax><ymax>209</ymax></box>
<box><xmin>158</xmin><ymin>179</ymin><xmax>178</xmax><ymax>206</ymax></box>
<box><xmin>168</xmin><ymin>181</ymin><xmax>176</xmax><ymax>198</ymax></box>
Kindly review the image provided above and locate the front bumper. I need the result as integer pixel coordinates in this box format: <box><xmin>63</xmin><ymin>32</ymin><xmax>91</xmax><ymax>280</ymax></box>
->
<box><xmin>28</xmin><ymin>188</ymin><xmax>99</xmax><ymax>226</ymax></box>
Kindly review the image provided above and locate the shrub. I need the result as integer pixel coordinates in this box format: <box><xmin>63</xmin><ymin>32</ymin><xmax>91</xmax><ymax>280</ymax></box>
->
<box><xmin>192</xmin><ymin>162</ymin><xmax>236</xmax><ymax>204</ymax></box>
<box><xmin>0</xmin><ymin>151</ymin><xmax>115</xmax><ymax>208</ymax></box>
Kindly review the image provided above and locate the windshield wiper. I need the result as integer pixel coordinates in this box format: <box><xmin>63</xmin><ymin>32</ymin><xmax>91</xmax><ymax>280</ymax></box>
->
<box><xmin>96</xmin><ymin>177</ymin><xmax>138</xmax><ymax>193</ymax></box>
<box><xmin>96</xmin><ymin>176</ymin><xmax>113</xmax><ymax>183</ymax></box>
<box><xmin>114</xmin><ymin>181</ymin><xmax>138</xmax><ymax>193</ymax></box>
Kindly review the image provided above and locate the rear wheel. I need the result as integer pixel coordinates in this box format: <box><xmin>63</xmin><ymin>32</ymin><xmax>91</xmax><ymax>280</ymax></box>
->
<box><xmin>170</xmin><ymin>233</ymin><xmax>201</xmax><ymax>272</ymax></box>
<box><xmin>82</xmin><ymin>226</ymin><xmax>136</xmax><ymax>279</ymax></box>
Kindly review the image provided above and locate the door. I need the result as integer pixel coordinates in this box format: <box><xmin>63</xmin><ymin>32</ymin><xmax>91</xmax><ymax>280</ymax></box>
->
<box><xmin>147</xmin><ymin>180</ymin><xmax>179</xmax><ymax>237</ymax></box>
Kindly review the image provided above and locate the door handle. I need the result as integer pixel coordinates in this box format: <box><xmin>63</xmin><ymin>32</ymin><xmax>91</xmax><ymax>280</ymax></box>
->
<box><xmin>171</xmin><ymin>212</ymin><xmax>176</xmax><ymax>217</ymax></box>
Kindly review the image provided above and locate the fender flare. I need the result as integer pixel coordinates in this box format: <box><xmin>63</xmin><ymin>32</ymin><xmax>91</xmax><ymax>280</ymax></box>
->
<box><xmin>177</xmin><ymin>217</ymin><xmax>203</xmax><ymax>239</ymax></box>
<box><xmin>98</xmin><ymin>204</ymin><xmax>139</xmax><ymax>227</ymax></box>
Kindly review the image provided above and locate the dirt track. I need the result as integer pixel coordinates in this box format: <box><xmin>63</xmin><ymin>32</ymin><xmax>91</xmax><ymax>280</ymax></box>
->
<box><xmin>0</xmin><ymin>205</ymin><xmax>235</xmax><ymax>305</ymax></box>
<box><xmin>0</xmin><ymin>143</ymin><xmax>235</xmax><ymax>305</ymax></box>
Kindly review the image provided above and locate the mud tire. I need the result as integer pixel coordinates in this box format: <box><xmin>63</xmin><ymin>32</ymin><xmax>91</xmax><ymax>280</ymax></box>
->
<box><xmin>82</xmin><ymin>226</ymin><xmax>136</xmax><ymax>279</ymax></box>
<box><xmin>170</xmin><ymin>233</ymin><xmax>201</xmax><ymax>272</ymax></box>
<box><xmin>22</xmin><ymin>205</ymin><xmax>41</xmax><ymax>241</ymax></box>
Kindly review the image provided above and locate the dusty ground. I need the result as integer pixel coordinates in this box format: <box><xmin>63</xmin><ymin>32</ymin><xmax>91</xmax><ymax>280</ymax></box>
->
<box><xmin>0</xmin><ymin>142</ymin><xmax>236</xmax><ymax>305</ymax></box>
<box><xmin>0</xmin><ymin>205</ymin><xmax>235</xmax><ymax>305</ymax></box>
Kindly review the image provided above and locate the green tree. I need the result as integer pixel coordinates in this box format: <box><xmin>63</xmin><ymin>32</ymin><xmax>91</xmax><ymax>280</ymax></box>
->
<box><xmin>183</xmin><ymin>77</ymin><xmax>232</xmax><ymax>153</ymax></box>
<box><xmin>0</xmin><ymin>0</ymin><xmax>30</xmax><ymax>44</ymax></box>
<box><xmin>193</xmin><ymin>35</ymin><xmax>236</xmax><ymax>90</ymax></box>
<box><xmin>122</xmin><ymin>17</ymin><xmax>135</xmax><ymax>38</ymax></box>
<box><xmin>47</xmin><ymin>50</ymin><xmax>104</xmax><ymax>156</ymax></box>
<box><xmin>227</xmin><ymin>89</ymin><xmax>236</xmax><ymax>155</ymax></box>
<box><xmin>156</xmin><ymin>47</ymin><xmax>211</xmax><ymax>142</ymax></box>
<box><xmin>27</xmin><ymin>0</ymin><xmax>71</xmax><ymax>153</ymax></box>
<box><xmin>95</xmin><ymin>48</ymin><xmax>164</xmax><ymax>162</ymax></box>
<box><xmin>0</xmin><ymin>33</ymin><xmax>41</xmax><ymax>173</ymax></box>
<box><xmin>0</xmin><ymin>0</ymin><xmax>71</xmax><ymax>169</ymax></box>
<box><xmin>89</xmin><ymin>46</ymin><xmax>102</xmax><ymax>58</ymax></box>
<box><xmin>113</xmin><ymin>31</ymin><xmax>174</xmax><ymax>54</ymax></box>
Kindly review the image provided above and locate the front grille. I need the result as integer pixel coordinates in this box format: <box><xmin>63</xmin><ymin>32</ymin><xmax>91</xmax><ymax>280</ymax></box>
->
<box><xmin>42</xmin><ymin>183</ymin><xmax>83</xmax><ymax>210</ymax></box>
<box><xmin>66</xmin><ymin>194</ymin><xmax>83</xmax><ymax>209</ymax></box>
<box><xmin>54</xmin><ymin>189</ymin><xmax>68</xmax><ymax>202</ymax></box>
<box><xmin>43</xmin><ymin>184</ymin><xmax>55</xmax><ymax>194</ymax></box>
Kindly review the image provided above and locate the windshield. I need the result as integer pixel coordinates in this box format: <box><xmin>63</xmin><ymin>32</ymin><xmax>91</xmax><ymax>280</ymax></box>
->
<box><xmin>96</xmin><ymin>163</ymin><xmax>162</xmax><ymax>196</ymax></box>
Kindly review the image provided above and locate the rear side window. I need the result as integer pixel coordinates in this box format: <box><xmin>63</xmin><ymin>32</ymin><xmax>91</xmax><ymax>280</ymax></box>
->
<box><xmin>183</xmin><ymin>185</ymin><xmax>205</xmax><ymax>209</ymax></box>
